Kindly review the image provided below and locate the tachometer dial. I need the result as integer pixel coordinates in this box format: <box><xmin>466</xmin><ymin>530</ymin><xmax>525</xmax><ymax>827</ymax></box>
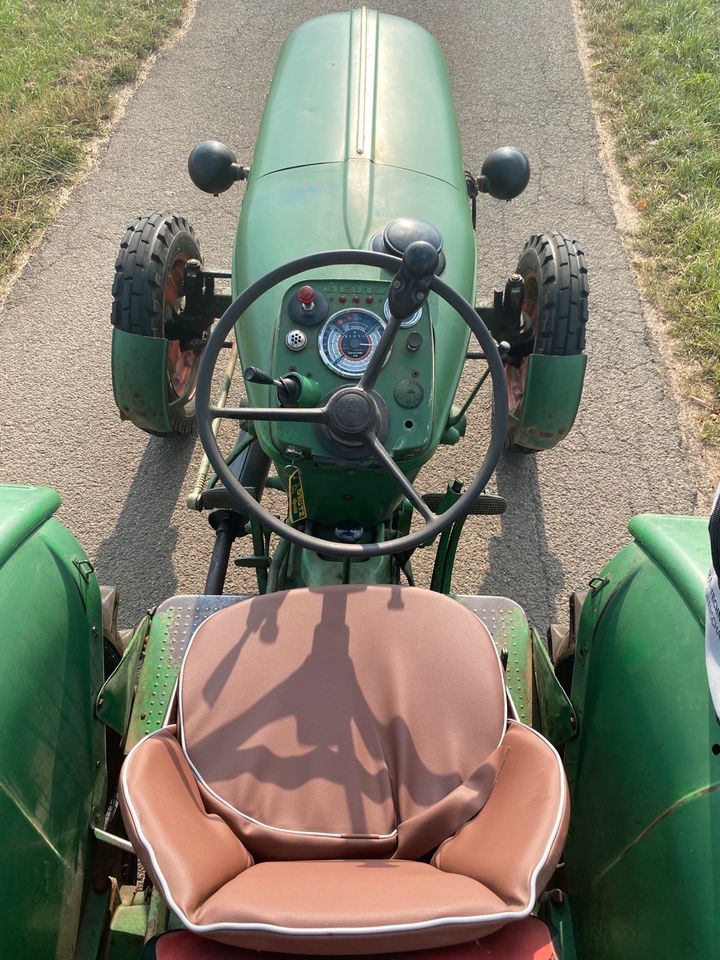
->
<box><xmin>318</xmin><ymin>308</ymin><xmax>387</xmax><ymax>378</ymax></box>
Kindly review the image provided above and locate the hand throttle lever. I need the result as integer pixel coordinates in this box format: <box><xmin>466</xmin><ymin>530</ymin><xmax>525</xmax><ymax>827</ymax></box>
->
<box><xmin>244</xmin><ymin>366</ymin><xmax>301</xmax><ymax>403</ymax></box>
<box><xmin>387</xmin><ymin>240</ymin><xmax>439</xmax><ymax>321</ymax></box>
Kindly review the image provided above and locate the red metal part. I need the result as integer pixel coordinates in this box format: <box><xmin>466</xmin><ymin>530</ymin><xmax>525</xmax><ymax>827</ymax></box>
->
<box><xmin>298</xmin><ymin>285</ymin><xmax>315</xmax><ymax>306</ymax></box>
<box><xmin>154</xmin><ymin>919</ymin><xmax>558</xmax><ymax>960</ymax></box>
<box><xmin>165</xmin><ymin>252</ymin><xmax>197</xmax><ymax>398</ymax></box>
<box><xmin>505</xmin><ymin>269</ymin><xmax>539</xmax><ymax>416</ymax></box>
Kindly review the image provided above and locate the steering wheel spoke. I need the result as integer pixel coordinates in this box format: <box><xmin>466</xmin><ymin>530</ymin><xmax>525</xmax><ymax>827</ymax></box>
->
<box><xmin>210</xmin><ymin>406</ymin><xmax>327</xmax><ymax>424</ymax></box>
<box><xmin>362</xmin><ymin>431</ymin><xmax>434</xmax><ymax>523</ymax></box>
<box><xmin>359</xmin><ymin>312</ymin><xmax>401</xmax><ymax>391</ymax></box>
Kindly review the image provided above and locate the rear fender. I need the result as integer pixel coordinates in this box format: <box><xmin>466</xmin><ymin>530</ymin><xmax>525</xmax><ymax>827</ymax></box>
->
<box><xmin>564</xmin><ymin>514</ymin><xmax>719</xmax><ymax>957</ymax></box>
<box><xmin>0</xmin><ymin>485</ymin><xmax>105</xmax><ymax>954</ymax></box>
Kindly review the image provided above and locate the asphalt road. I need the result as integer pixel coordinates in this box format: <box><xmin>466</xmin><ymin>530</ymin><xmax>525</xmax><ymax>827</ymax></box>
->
<box><xmin>0</xmin><ymin>0</ymin><xmax>700</xmax><ymax>629</ymax></box>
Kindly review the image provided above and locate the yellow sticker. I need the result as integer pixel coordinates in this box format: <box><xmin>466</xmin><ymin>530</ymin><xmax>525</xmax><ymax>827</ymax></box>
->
<box><xmin>287</xmin><ymin>467</ymin><xmax>307</xmax><ymax>525</ymax></box>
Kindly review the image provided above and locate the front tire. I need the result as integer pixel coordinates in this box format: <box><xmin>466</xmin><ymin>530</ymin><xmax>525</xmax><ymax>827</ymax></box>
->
<box><xmin>505</xmin><ymin>232</ymin><xmax>588</xmax><ymax>453</ymax></box>
<box><xmin>111</xmin><ymin>212</ymin><xmax>201</xmax><ymax>435</ymax></box>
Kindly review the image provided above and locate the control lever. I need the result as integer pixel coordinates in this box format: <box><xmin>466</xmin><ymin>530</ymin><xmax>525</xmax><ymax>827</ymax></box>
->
<box><xmin>244</xmin><ymin>366</ymin><xmax>301</xmax><ymax>403</ymax></box>
<box><xmin>387</xmin><ymin>240</ymin><xmax>439</xmax><ymax>321</ymax></box>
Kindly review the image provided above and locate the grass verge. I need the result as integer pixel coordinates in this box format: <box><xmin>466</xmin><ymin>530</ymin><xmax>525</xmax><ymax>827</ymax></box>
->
<box><xmin>0</xmin><ymin>0</ymin><xmax>188</xmax><ymax>289</ymax></box>
<box><xmin>578</xmin><ymin>0</ymin><xmax>720</xmax><ymax>433</ymax></box>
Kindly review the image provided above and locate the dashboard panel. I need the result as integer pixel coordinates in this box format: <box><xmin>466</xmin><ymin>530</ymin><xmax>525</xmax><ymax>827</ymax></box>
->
<box><xmin>271</xmin><ymin>279</ymin><xmax>434</xmax><ymax>462</ymax></box>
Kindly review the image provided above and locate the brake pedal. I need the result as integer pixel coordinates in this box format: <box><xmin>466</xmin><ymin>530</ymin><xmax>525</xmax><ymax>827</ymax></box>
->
<box><xmin>422</xmin><ymin>492</ymin><xmax>506</xmax><ymax>516</ymax></box>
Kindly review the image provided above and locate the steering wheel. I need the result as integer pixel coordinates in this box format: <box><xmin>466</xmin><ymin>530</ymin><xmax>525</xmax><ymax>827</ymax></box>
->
<box><xmin>195</xmin><ymin>242</ymin><xmax>508</xmax><ymax>558</ymax></box>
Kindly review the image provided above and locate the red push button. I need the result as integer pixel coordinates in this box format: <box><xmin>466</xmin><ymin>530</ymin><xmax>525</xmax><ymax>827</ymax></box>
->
<box><xmin>298</xmin><ymin>285</ymin><xmax>315</xmax><ymax>308</ymax></box>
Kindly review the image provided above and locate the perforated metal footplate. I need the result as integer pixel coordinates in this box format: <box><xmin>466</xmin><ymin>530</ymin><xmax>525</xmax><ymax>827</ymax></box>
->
<box><xmin>457</xmin><ymin>595</ymin><xmax>526</xmax><ymax>651</ymax></box>
<box><xmin>457</xmin><ymin>595</ymin><xmax>533</xmax><ymax>724</ymax></box>
<box><xmin>126</xmin><ymin>591</ymin><xmax>533</xmax><ymax>751</ymax></box>
<box><xmin>126</xmin><ymin>595</ymin><xmax>250</xmax><ymax>750</ymax></box>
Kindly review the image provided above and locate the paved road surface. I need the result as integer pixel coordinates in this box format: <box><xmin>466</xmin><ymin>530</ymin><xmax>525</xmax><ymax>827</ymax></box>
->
<box><xmin>0</xmin><ymin>0</ymin><xmax>700</xmax><ymax>628</ymax></box>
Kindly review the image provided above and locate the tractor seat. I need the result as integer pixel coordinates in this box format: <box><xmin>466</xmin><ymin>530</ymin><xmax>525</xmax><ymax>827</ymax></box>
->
<box><xmin>120</xmin><ymin>585</ymin><xmax>568</xmax><ymax>954</ymax></box>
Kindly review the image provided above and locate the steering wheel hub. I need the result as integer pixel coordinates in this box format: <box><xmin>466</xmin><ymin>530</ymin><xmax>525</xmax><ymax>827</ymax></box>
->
<box><xmin>326</xmin><ymin>388</ymin><xmax>378</xmax><ymax>439</ymax></box>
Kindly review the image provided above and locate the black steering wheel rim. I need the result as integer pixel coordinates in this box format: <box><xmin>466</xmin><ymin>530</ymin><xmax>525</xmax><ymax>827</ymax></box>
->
<box><xmin>196</xmin><ymin>248</ymin><xmax>508</xmax><ymax>558</ymax></box>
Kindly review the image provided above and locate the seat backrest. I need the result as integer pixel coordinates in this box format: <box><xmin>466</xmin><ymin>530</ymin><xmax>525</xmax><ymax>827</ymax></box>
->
<box><xmin>178</xmin><ymin>585</ymin><xmax>507</xmax><ymax>860</ymax></box>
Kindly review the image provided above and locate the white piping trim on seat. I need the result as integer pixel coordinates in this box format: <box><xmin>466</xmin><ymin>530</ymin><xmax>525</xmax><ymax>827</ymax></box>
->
<box><xmin>121</xmin><ymin>717</ymin><xmax>566</xmax><ymax>940</ymax></box>
<box><xmin>174</xmin><ymin>593</ymin><xmax>508</xmax><ymax>843</ymax></box>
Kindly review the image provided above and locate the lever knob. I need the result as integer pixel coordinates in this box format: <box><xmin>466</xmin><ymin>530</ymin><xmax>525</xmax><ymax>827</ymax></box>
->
<box><xmin>387</xmin><ymin>241</ymin><xmax>438</xmax><ymax>321</ymax></box>
<box><xmin>298</xmin><ymin>285</ymin><xmax>315</xmax><ymax>309</ymax></box>
<box><xmin>403</xmin><ymin>240</ymin><xmax>439</xmax><ymax>278</ymax></box>
<box><xmin>244</xmin><ymin>366</ymin><xmax>301</xmax><ymax>403</ymax></box>
<box><xmin>244</xmin><ymin>365</ymin><xmax>276</xmax><ymax>386</ymax></box>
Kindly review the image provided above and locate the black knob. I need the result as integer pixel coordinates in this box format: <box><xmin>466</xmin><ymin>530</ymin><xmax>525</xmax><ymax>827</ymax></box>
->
<box><xmin>188</xmin><ymin>140</ymin><xmax>247</xmax><ymax>195</ymax></box>
<box><xmin>477</xmin><ymin>147</ymin><xmax>530</xmax><ymax>201</ymax></box>
<box><xmin>403</xmin><ymin>240</ymin><xmax>439</xmax><ymax>278</ymax></box>
<box><xmin>244</xmin><ymin>366</ymin><xmax>300</xmax><ymax>403</ymax></box>
<box><xmin>388</xmin><ymin>241</ymin><xmax>438</xmax><ymax>321</ymax></box>
<box><xmin>244</xmin><ymin>365</ymin><xmax>276</xmax><ymax>387</ymax></box>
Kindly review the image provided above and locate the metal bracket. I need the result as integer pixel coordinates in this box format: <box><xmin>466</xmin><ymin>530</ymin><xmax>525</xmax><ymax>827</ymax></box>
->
<box><xmin>73</xmin><ymin>557</ymin><xmax>95</xmax><ymax>582</ymax></box>
<box><xmin>92</xmin><ymin>827</ymin><xmax>133</xmax><ymax>853</ymax></box>
<box><xmin>532</xmin><ymin>628</ymin><xmax>578</xmax><ymax>746</ymax></box>
<box><xmin>164</xmin><ymin>262</ymin><xmax>233</xmax><ymax>339</ymax></box>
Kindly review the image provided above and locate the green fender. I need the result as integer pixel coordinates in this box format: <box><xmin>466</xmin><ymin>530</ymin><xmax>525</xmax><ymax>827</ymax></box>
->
<box><xmin>111</xmin><ymin>327</ymin><xmax>173</xmax><ymax>434</ymax></box>
<box><xmin>0</xmin><ymin>485</ymin><xmax>105</xmax><ymax>957</ymax></box>
<box><xmin>564</xmin><ymin>514</ymin><xmax>719</xmax><ymax>959</ymax></box>
<box><xmin>511</xmin><ymin>353</ymin><xmax>587</xmax><ymax>451</ymax></box>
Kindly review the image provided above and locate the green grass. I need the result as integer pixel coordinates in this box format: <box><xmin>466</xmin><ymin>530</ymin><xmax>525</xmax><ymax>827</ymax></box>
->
<box><xmin>0</xmin><ymin>0</ymin><xmax>187</xmax><ymax>287</ymax></box>
<box><xmin>579</xmin><ymin>0</ymin><xmax>720</xmax><ymax>428</ymax></box>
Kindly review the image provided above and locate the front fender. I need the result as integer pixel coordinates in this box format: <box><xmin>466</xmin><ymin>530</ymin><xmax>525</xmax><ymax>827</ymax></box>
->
<box><xmin>111</xmin><ymin>327</ymin><xmax>173</xmax><ymax>434</ymax></box>
<box><xmin>511</xmin><ymin>353</ymin><xmax>587</xmax><ymax>451</ymax></box>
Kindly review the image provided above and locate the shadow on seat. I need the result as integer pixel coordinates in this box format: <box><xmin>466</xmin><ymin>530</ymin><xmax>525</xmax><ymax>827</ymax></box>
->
<box><xmin>120</xmin><ymin>585</ymin><xmax>568</xmax><ymax>954</ymax></box>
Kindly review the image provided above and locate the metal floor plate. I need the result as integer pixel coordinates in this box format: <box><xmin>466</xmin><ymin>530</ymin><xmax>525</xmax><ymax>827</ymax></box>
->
<box><xmin>127</xmin><ymin>591</ymin><xmax>532</xmax><ymax>748</ymax></box>
<box><xmin>457</xmin><ymin>595</ymin><xmax>533</xmax><ymax>724</ymax></box>
<box><xmin>127</xmin><ymin>595</ymin><xmax>250</xmax><ymax>748</ymax></box>
<box><xmin>457</xmin><ymin>595</ymin><xmax>528</xmax><ymax>653</ymax></box>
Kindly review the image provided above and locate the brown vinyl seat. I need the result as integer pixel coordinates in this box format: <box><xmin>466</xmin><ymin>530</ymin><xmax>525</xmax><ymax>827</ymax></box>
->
<box><xmin>120</xmin><ymin>586</ymin><xmax>568</xmax><ymax>954</ymax></box>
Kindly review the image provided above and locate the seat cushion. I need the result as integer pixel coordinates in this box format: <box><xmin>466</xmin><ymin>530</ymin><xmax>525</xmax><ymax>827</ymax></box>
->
<box><xmin>178</xmin><ymin>585</ymin><xmax>507</xmax><ymax>859</ymax></box>
<box><xmin>433</xmin><ymin>722</ymin><xmax>569</xmax><ymax>909</ymax></box>
<box><xmin>164</xmin><ymin>859</ymin><xmax>508</xmax><ymax>954</ymax></box>
<box><xmin>121</xmin><ymin>720</ymin><xmax>567</xmax><ymax>955</ymax></box>
<box><xmin>119</xmin><ymin>586</ymin><xmax>569</xmax><ymax>955</ymax></box>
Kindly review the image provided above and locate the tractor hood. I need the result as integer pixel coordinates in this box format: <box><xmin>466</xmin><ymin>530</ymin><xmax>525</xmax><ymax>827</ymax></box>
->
<box><xmin>250</xmin><ymin>8</ymin><xmax>465</xmax><ymax>191</ymax></box>
<box><xmin>233</xmin><ymin>8</ymin><xmax>476</xmax><ymax>499</ymax></box>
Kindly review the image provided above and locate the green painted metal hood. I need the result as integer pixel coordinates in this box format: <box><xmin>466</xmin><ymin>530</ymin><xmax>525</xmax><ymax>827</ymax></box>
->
<box><xmin>251</xmin><ymin>9</ymin><xmax>465</xmax><ymax>190</ymax></box>
<box><xmin>0</xmin><ymin>484</ymin><xmax>61</xmax><ymax>568</ymax></box>
<box><xmin>234</xmin><ymin>7</ymin><xmax>477</xmax><ymax>489</ymax></box>
<box><xmin>628</xmin><ymin>514</ymin><xmax>709</xmax><ymax>626</ymax></box>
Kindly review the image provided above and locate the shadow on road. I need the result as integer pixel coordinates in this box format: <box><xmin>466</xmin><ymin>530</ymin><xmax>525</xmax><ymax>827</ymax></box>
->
<box><xmin>478</xmin><ymin>450</ymin><xmax>565</xmax><ymax>630</ymax></box>
<box><xmin>95</xmin><ymin>434</ymin><xmax>196</xmax><ymax>626</ymax></box>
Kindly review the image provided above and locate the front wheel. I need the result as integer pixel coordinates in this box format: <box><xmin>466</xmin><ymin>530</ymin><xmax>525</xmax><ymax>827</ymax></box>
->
<box><xmin>111</xmin><ymin>212</ymin><xmax>202</xmax><ymax>435</ymax></box>
<box><xmin>505</xmin><ymin>232</ymin><xmax>588</xmax><ymax>453</ymax></box>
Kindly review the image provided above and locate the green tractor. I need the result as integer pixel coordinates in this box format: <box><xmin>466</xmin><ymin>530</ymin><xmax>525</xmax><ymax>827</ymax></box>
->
<box><xmin>2</xmin><ymin>9</ymin><xmax>716</xmax><ymax>960</ymax></box>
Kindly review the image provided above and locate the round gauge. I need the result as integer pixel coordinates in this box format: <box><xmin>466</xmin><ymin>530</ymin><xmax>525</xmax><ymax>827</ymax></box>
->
<box><xmin>384</xmin><ymin>299</ymin><xmax>422</xmax><ymax>329</ymax></box>
<box><xmin>318</xmin><ymin>308</ymin><xmax>387</xmax><ymax>378</ymax></box>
